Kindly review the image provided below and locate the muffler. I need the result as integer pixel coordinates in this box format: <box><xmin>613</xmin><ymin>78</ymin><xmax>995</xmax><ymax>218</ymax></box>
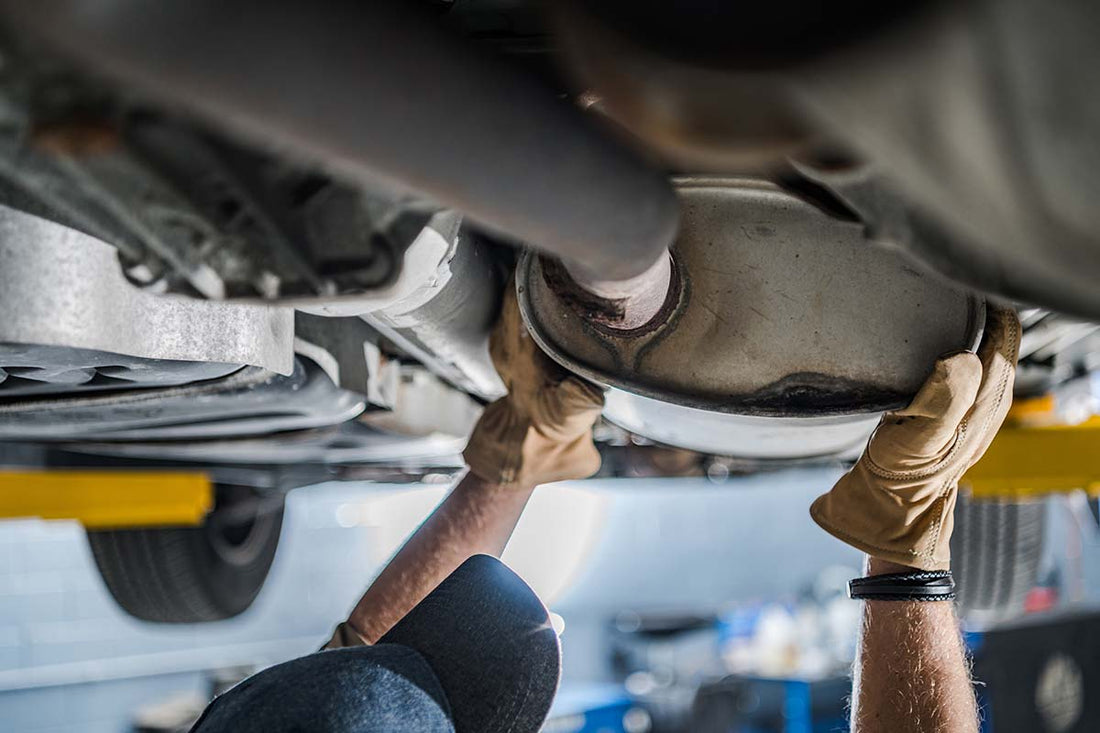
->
<box><xmin>518</xmin><ymin>177</ymin><xmax>984</xmax><ymax>422</ymax></box>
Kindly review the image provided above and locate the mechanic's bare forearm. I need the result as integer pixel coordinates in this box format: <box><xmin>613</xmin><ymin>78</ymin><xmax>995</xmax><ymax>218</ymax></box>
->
<box><xmin>346</xmin><ymin>471</ymin><xmax>534</xmax><ymax>644</ymax></box>
<box><xmin>851</xmin><ymin>559</ymin><xmax>978</xmax><ymax>733</ymax></box>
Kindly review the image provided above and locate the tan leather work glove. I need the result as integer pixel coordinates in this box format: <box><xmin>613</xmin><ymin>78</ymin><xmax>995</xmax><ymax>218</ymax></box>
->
<box><xmin>810</xmin><ymin>305</ymin><xmax>1021</xmax><ymax>571</ymax></box>
<box><xmin>464</xmin><ymin>279</ymin><xmax>605</xmax><ymax>489</ymax></box>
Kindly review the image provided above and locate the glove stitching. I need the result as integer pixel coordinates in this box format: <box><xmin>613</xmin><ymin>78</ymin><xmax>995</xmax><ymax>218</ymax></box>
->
<box><xmin>918</xmin><ymin>489</ymin><xmax>950</xmax><ymax>561</ymax></box>
<box><xmin>864</xmin><ymin>422</ymin><xmax>968</xmax><ymax>481</ymax></box>
<box><xmin>923</xmin><ymin>324</ymin><xmax>1020</xmax><ymax>561</ymax></box>
<box><xmin>816</xmin><ymin>315</ymin><xmax>1019</xmax><ymax>569</ymax></box>
<box><xmin>811</xmin><ymin>509</ymin><xmax>921</xmax><ymax>559</ymax></box>
<box><xmin>865</xmin><ymin>317</ymin><xmax>1019</xmax><ymax>482</ymax></box>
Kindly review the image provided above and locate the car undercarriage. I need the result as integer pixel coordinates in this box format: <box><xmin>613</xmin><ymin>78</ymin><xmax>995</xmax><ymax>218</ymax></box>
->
<box><xmin>0</xmin><ymin>0</ymin><xmax>1096</xmax><ymax>622</ymax></box>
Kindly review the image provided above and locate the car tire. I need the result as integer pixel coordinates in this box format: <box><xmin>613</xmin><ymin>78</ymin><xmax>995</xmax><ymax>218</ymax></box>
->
<box><xmin>86</xmin><ymin>486</ymin><xmax>284</xmax><ymax>623</ymax></box>
<box><xmin>951</xmin><ymin>493</ymin><xmax>1046</xmax><ymax>619</ymax></box>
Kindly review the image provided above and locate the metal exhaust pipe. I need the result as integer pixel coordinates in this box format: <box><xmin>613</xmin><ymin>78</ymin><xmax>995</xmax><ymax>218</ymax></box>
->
<box><xmin>1</xmin><ymin>0</ymin><xmax>679</xmax><ymax>284</ymax></box>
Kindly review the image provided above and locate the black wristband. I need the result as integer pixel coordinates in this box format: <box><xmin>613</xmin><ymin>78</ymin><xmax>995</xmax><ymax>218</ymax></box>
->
<box><xmin>848</xmin><ymin>570</ymin><xmax>956</xmax><ymax>602</ymax></box>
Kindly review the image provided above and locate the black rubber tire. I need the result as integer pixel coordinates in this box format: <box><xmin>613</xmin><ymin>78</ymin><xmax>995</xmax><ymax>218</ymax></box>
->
<box><xmin>951</xmin><ymin>494</ymin><xmax>1046</xmax><ymax>619</ymax></box>
<box><xmin>86</xmin><ymin>487</ymin><xmax>284</xmax><ymax>623</ymax></box>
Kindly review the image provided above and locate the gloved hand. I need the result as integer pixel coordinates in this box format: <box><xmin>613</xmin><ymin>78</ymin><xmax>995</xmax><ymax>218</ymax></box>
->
<box><xmin>464</xmin><ymin>279</ymin><xmax>605</xmax><ymax>489</ymax></box>
<box><xmin>810</xmin><ymin>305</ymin><xmax>1021</xmax><ymax>571</ymax></box>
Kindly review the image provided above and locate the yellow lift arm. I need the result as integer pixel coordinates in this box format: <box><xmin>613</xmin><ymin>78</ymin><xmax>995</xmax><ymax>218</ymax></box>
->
<box><xmin>0</xmin><ymin>471</ymin><xmax>212</xmax><ymax>528</ymax></box>
<box><xmin>0</xmin><ymin>395</ymin><xmax>1094</xmax><ymax>527</ymax></box>
<box><xmin>965</xmin><ymin>410</ymin><xmax>1100</xmax><ymax>500</ymax></box>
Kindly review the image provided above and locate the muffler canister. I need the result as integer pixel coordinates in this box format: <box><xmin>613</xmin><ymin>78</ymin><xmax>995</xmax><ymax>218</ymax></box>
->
<box><xmin>517</xmin><ymin>177</ymin><xmax>984</xmax><ymax>418</ymax></box>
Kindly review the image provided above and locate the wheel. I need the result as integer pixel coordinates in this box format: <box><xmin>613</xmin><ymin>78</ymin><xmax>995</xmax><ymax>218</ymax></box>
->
<box><xmin>951</xmin><ymin>493</ymin><xmax>1046</xmax><ymax>619</ymax></box>
<box><xmin>87</xmin><ymin>486</ymin><xmax>285</xmax><ymax>623</ymax></box>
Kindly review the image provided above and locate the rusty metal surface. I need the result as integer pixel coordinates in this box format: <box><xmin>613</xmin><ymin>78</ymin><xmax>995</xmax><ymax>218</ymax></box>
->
<box><xmin>519</xmin><ymin>177</ymin><xmax>985</xmax><ymax>418</ymax></box>
<box><xmin>561</xmin><ymin>251</ymin><xmax>673</xmax><ymax>330</ymax></box>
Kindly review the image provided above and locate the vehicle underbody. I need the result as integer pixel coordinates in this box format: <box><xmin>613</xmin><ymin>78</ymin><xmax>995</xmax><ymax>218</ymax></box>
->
<box><xmin>0</xmin><ymin>0</ymin><xmax>1095</xmax><ymax>621</ymax></box>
